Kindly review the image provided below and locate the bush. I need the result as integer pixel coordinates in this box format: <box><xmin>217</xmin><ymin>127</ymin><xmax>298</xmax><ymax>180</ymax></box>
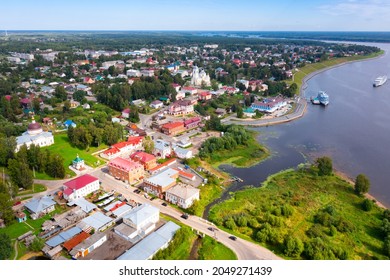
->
<box><xmin>316</xmin><ymin>157</ymin><xmax>333</xmax><ymax>176</ymax></box>
<box><xmin>224</xmin><ymin>218</ymin><xmax>237</xmax><ymax>230</ymax></box>
<box><xmin>354</xmin><ymin>174</ymin><xmax>370</xmax><ymax>195</ymax></box>
<box><xmin>284</xmin><ymin>236</ymin><xmax>304</xmax><ymax>258</ymax></box>
<box><xmin>362</xmin><ymin>199</ymin><xmax>374</xmax><ymax>211</ymax></box>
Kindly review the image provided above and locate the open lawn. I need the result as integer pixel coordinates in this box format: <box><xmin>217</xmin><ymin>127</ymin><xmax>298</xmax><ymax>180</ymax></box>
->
<box><xmin>197</xmin><ymin>236</ymin><xmax>237</xmax><ymax>260</ymax></box>
<box><xmin>39</xmin><ymin>132</ymin><xmax>107</xmax><ymax>178</ymax></box>
<box><xmin>209</xmin><ymin>168</ymin><xmax>388</xmax><ymax>260</ymax></box>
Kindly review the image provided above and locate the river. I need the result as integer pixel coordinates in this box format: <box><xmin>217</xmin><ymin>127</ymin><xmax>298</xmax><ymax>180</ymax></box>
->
<box><xmin>207</xmin><ymin>42</ymin><xmax>390</xmax><ymax>215</ymax></box>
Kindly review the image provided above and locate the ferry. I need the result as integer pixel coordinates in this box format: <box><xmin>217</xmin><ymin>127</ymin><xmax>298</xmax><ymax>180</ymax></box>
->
<box><xmin>311</xmin><ymin>91</ymin><xmax>329</xmax><ymax>106</ymax></box>
<box><xmin>373</xmin><ymin>75</ymin><xmax>387</xmax><ymax>87</ymax></box>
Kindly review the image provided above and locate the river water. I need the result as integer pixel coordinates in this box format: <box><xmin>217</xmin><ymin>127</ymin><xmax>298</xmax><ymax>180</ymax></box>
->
<box><xmin>210</xmin><ymin>42</ymin><xmax>390</xmax><ymax>213</ymax></box>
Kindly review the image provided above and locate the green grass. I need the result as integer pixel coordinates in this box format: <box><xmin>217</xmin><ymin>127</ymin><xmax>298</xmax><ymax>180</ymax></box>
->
<box><xmin>17</xmin><ymin>184</ymin><xmax>47</xmax><ymax>195</ymax></box>
<box><xmin>209</xmin><ymin>168</ymin><xmax>388</xmax><ymax>260</ymax></box>
<box><xmin>155</xmin><ymin>215</ymin><xmax>236</xmax><ymax>260</ymax></box>
<box><xmin>0</xmin><ymin>205</ymin><xmax>65</xmax><ymax>240</ymax></box>
<box><xmin>198</xmin><ymin>236</ymin><xmax>237</xmax><ymax>260</ymax></box>
<box><xmin>207</xmin><ymin>132</ymin><xmax>270</xmax><ymax>168</ymax></box>
<box><xmin>40</xmin><ymin>132</ymin><xmax>107</xmax><ymax>178</ymax></box>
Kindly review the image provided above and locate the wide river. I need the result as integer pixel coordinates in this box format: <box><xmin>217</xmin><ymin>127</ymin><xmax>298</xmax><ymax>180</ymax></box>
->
<box><xmin>213</xmin><ymin>42</ymin><xmax>390</xmax><ymax>213</ymax></box>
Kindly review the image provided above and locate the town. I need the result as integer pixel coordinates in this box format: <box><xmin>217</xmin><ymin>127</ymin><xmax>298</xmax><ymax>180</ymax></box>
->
<box><xmin>0</xmin><ymin>32</ymin><xmax>381</xmax><ymax>260</ymax></box>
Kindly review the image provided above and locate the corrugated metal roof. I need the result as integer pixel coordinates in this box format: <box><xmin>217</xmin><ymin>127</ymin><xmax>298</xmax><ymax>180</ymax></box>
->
<box><xmin>25</xmin><ymin>196</ymin><xmax>56</xmax><ymax>214</ymax></box>
<box><xmin>79</xmin><ymin>212</ymin><xmax>113</xmax><ymax>231</ymax></box>
<box><xmin>67</xmin><ymin>198</ymin><xmax>97</xmax><ymax>213</ymax></box>
<box><xmin>117</xmin><ymin>221</ymin><xmax>180</xmax><ymax>260</ymax></box>
<box><xmin>46</xmin><ymin>226</ymin><xmax>82</xmax><ymax>247</ymax></box>
<box><xmin>123</xmin><ymin>204</ymin><xmax>159</xmax><ymax>227</ymax></box>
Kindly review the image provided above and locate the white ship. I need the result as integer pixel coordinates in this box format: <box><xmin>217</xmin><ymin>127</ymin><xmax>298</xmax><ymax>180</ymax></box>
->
<box><xmin>373</xmin><ymin>76</ymin><xmax>387</xmax><ymax>87</ymax></box>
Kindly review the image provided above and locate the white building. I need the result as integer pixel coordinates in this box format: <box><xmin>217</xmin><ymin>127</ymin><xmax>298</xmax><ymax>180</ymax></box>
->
<box><xmin>115</xmin><ymin>204</ymin><xmax>159</xmax><ymax>241</ymax></box>
<box><xmin>126</xmin><ymin>69</ymin><xmax>141</xmax><ymax>77</ymax></box>
<box><xmin>15</xmin><ymin>117</ymin><xmax>54</xmax><ymax>152</ymax></box>
<box><xmin>190</xmin><ymin>66</ymin><xmax>211</xmax><ymax>87</ymax></box>
<box><xmin>63</xmin><ymin>174</ymin><xmax>100</xmax><ymax>201</ymax></box>
<box><xmin>153</xmin><ymin>139</ymin><xmax>172</xmax><ymax>159</ymax></box>
<box><xmin>165</xmin><ymin>183</ymin><xmax>200</xmax><ymax>209</ymax></box>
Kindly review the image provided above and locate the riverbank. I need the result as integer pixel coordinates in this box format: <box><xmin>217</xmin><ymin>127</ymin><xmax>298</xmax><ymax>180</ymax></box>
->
<box><xmin>208</xmin><ymin>167</ymin><xmax>388</xmax><ymax>260</ymax></box>
<box><xmin>224</xmin><ymin>50</ymin><xmax>385</xmax><ymax>127</ymax></box>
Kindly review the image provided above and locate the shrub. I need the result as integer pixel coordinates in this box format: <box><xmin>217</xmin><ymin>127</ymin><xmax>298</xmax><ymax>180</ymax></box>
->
<box><xmin>362</xmin><ymin>199</ymin><xmax>374</xmax><ymax>211</ymax></box>
<box><xmin>283</xmin><ymin>236</ymin><xmax>304</xmax><ymax>258</ymax></box>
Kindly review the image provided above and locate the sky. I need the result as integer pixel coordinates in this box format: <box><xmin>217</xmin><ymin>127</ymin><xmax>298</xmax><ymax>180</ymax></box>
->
<box><xmin>1</xmin><ymin>0</ymin><xmax>390</xmax><ymax>31</ymax></box>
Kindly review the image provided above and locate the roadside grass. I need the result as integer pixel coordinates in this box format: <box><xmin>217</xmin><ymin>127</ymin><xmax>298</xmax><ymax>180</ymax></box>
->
<box><xmin>208</xmin><ymin>168</ymin><xmax>387</xmax><ymax>260</ymax></box>
<box><xmin>197</xmin><ymin>236</ymin><xmax>237</xmax><ymax>260</ymax></box>
<box><xmin>156</xmin><ymin>215</ymin><xmax>237</xmax><ymax>260</ymax></box>
<box><xmin>17</xmin><ymin>184</ymin><xmax>47</xmax><ymax>196</ymax></box>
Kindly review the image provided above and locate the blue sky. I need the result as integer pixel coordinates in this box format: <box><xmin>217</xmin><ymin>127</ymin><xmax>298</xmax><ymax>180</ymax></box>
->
<box><xmin>1</xmin><ymin>0</ymin><xmax>389</xmax><ymax>31</ymax></box>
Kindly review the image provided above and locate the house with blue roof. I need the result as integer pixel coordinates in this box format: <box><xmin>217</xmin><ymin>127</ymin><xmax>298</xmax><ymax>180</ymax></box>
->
<box><xmin>64</xmin><ymin>120</ymin><xmax>76</xmax><ymax>129</ymax></box>
<box><xmin>25</xmin><ymin>196</ymin><xmax>56</xmax><ymax>219</ymax></box>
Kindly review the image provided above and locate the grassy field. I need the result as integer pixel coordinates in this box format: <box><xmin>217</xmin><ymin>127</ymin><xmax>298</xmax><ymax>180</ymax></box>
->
<box><xmin>209</xmin><ymin>167</ymin><xmax>388</xmax><ymax>260</ymax></box>
<box><xmin>197</xmin><ymin>236</ymin><xmax>237</xmax><ymax>260</ymax></box>
<box><xmin>17</xmin><ymin>184</ymin><xmax>47</xmax><ymax>196</ymax></box>
<box><xmin>207</xmin><ymin>132</ymin><xmax>270</xmax><ymax>168</ymax></box>
<box><xmin>39</xmin><ymin>132</ymin><xmax>107</xmax><ymax>178</ymax></box>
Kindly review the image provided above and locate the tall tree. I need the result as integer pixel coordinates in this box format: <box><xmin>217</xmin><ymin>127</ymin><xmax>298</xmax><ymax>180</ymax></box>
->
<box><xmin>316</xmin><ymin>157</ymin><xmax>333</xmax><ymax>176</ymax></box>
<box><xmin>0</xmin><ymin>233</ymin><xmax>13</xmax><ymax>260</ymax></box>
<box><xmin>0</xmin><ymin>193</ymin><xmax>14</xmax><ymax>225</ymax></box>
<box><xmin>354</xmin><ymin>174</ymin><xmax>370</xmax><ymax>195</ymax></box>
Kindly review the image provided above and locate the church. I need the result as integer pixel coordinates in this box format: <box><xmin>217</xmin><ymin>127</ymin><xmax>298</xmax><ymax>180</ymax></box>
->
<box><xmin>16</xmin><ymin>117</ymin><xmax>54</xmax><ymax>152</ymax></box>
<box><xmin>190</xmin><ymin>66</ymin><xmax>211</xmax><ymax>87</ymax></box>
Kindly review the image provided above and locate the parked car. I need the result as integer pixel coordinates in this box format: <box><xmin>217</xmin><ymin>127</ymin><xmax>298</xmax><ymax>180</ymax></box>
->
<box><xmin>162</xmin><ymin>202</ymin><xmax>168</xmax><ymax>206</ymax></box>
<box><xmin>181</xmin><ymin>213</ymin><xmax>189</xmax><ymax>219</ymax></box>
<box><xmin>229</xmin><ymin>235</ymin><xmax>237</xmax><ymax>241</ymax></box>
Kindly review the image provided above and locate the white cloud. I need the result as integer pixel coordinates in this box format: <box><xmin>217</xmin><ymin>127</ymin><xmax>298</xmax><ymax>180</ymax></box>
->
<box><xmin>318</xmin><ymin>0</ymin><xmax>390</xmax><ymax>19</ymax></box>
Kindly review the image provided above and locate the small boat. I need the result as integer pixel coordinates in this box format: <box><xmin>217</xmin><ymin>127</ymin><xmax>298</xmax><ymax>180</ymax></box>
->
<box><xmin>373</xmin><ymin>75</ymin><xmax>387</xmax><ymax>87</ymax></box>
<box><xmin>311</xmin><ymin>91</ymin><xmax>329</xmax><ymax>106</ymax></box>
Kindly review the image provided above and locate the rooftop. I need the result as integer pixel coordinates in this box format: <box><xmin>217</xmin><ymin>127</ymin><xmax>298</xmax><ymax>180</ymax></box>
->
<box><xmin>108</xmin><ymin>157</ymin><xmax>143</xmax><ymax>172</ymax></box>
<box><xmin>130</xmin><ymin>151</ymin><xmax>156</xmax><ymax>163</ymax></box>
<box><xmin>123</xmin><ymin>203</ymin><xmax>159</xmax><ymax>227</ymax></box>
<box><xmin>24</xmin><ymin>196</ymin><xmax>56</xmax><ymax>214</ymax></box>
<box><xmin>144</xmin><ymin>168</ymin><xmax>178</xmax><ymax>188</ymax></box>
<box><xmin>63</xmin><ymin>174</ymin><xmax>99</xmax><ymax>191</ymax></box>
<box><xmin>166</xmin><ymin>183</ymin><xmax>199</xmax><ymax>199</ymax></box>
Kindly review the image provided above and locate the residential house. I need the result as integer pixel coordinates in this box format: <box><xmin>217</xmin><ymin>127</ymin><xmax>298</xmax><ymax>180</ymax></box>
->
<box><xmin>117</xmin><ymin>221</ymin><xmax>180</xmax><ymax>260</ymax></box>
<box><xmin>77</xmin><ymin>212</ymin><xmax>114</xmax><ymax>232</ymax></box>
<box><xmin>126</xmin><ymin>69</ymin><xmax>141</xmax><ymax>77</ymax></box>
<box><xmin>64</xmin><ymin>120</ymin><xmax>76</xmax><ymax>129</ymax></box>
<box><xmin>168</xmin><ymin>100</ymin><xmax>194</xmax><ymax>116</ymax></box>
<box><xmin>171</xmin><ymin>83</ymin><xmax>181</xmax><ymax>92</ymax></box>
<box><xmin>115</xmin><ymin>203</ymin><xmax>159</xmax><ymax>241</ymax></box>
<box><xmin>161</xmin><ymin>122</ymin><xmax>185</xmax><ymax>136</ymax></box>
<box><xmin>130</xmin><ymin>151</ymin><xmax>157</xmax><ymax>171</ymax></box>
<box><xmin>165</xmin><ymin>183</ymin><xmax>200</xmax><ymax>209</ymax></box>
<box><xmin>140</xmin><ymin>69</ymin><xmax>155</xmax><ymax>77</ymax></box>
<box><xmin>15</xmin><ymin>212</ymin><xmax>27</xmax><ymax>223</ymax></box>
<box><xmin>132</xmin><ymin>99</ymin><xmax>145</xmax><ymax>107</ymax></box>
<box><xmin>172</xmin><ymin>146</ymin><xmax>192</xmax><ymax>159</ymax></box>
<box><xmin>184</xmin><ymin>117</ymin><xmax>201</xmax><ymax>130</ymax></box>
<box><xmin>181</xmin><ymin>86</ymin><xmax>197</xmax><ymax>95</ymax></box>
<box><xmin>143</xmin><ymin>168</ymin><xmax>179</xmax><ymax>198</ymax></box>
<box><xmin>199</xmin><ymin>91</ymin><xmax>212</xmax><ymax>101</ymax></box>
<box><xmin>83</xmin><ymin>77</ymin><xmax>95</xmax><ymax>84</ymax></box>
<box><xmin>62</xmin><ymin>174</ymin><xmax>100</xmax><ymax>201</ymax></box>
<box><xmin>215</xmin><ymin>108</ymin><xmax>226</xmax><ymax>118</ymax></box>
<box><xmin>24</xmin><ymin>196</ymin><xmax>56</xmax><ymax>219</ymax></box>
<box><xmin>150</xmin><ymin>100</ymin><xmax>163</xmax><ymax>109</ymax></box>
<box><xmin>82</xmin><ymin>103</ymin><xmax>91</xmax><ymax>110</ymax></box>
<box><xmin>122</xmin><ymin>108</ymin><xmax>131</xmax><ymax>119</ymax></box>
<box><xmin>153</xmin><ymin>139</ymin><xmax>172</xmax><ymax>159</ymax></box>
<box><xmin>100</xmin><ymin>136</ymin><xmax>143</xmax><ymax>160</ymax></box>
<box><xmin>108</xmin><ymin>157</ymin><xmax>145</xmax><ymax>184</ymax></box>
<box><xmin>176</xmin><ymin>91</ymin><xmax>186</xmax><ymax>100</ymax></box>
<box><xmin>176</xmin><ymin>137</ymin><xmax>191</xmax><ymax>148</ymax></box>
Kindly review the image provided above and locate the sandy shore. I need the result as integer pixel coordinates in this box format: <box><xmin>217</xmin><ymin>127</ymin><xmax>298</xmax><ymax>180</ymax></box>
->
<box><xmin>334</xmin><ymin>170</ymin><xmax>387</xmax><ymax>209</ymax></box>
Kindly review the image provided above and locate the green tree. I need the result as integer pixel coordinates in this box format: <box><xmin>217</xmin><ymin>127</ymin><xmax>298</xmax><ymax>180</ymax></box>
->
<box><xmin>362</xmin><ymin>198</ymin><xmax>374</xmax><ymax>211</ymax></box>
<box><xmin>354</xmin><ymin>174</ymin><xmax>370</xmax><ymax>195</ymax></box>
<box><xmin>316</xmin><ymin>157</ymin><xmax>333</xmax><ymax>176</ymax></box>
<box><xmin>284</xmin><ymin>236</ymin><xmax>304</xmax><ymax>258</ymax></box>
<box><xmin>55</xmin><ymin>86</ymin><xmax>67</xmax><ymax>101</ymax></box>
<box><xmin>236</xmin><ymin>106</ymin><xmax>244</xmax><ymax>118</ymax></box>
<box><xmin>29</xmin><ymin>237</ymin><xmax>45</xmax><ymax>252</ymax></box>
<box><xmin>45</xmin><ymin>154</ymin><xmax>65</xmax><ymax>179</ymax></box>
<box><xmin>0</xmin><ymin>233</ymin><xmax>13</xmax><ymax>260</ymax></box>
<box><xmin>7</xmin><ymin>159</ymin><xmax>33</xmax><ymax>189</ymax></box>
<box><xmin>0</xmin><ymin>137</ymin><xmax>16</xmax><ymax>167</ymax></box>
<box><xmin>0</xmin><ymin>193</ymin><xmax>14</xmax><ymax>225</ymax></box>
<box><xmin>143</xmin><ymin>136</ymin><xmax>154</xmax><ymax>154</ymax></box>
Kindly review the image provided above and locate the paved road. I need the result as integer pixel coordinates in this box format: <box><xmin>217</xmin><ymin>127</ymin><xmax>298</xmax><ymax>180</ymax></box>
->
<box><xmin>222</xmin><ymin>98</ymin><xmax>307</xmax><ymax>127</ymax></box>
<box><xmin>90</xmin><ymin>168</ymin><xmax>282</xmax><ymax>260</ymax></box>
